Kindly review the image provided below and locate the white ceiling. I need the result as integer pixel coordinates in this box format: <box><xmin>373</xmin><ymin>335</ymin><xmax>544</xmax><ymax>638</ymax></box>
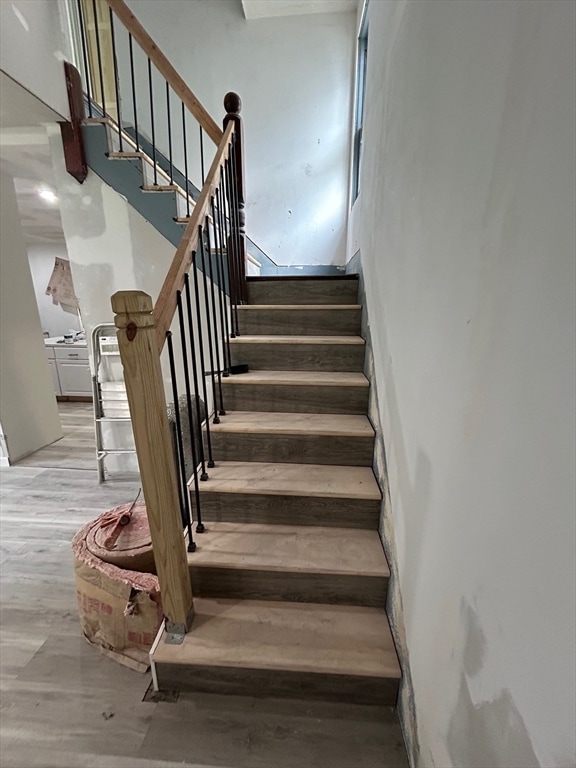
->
<box><xmin>0</xmin><ymin>71</ymin><xmax>65</xmax><ymax>247</ymax></box>
<box><xmin>242</xmin><ymin>0</ymin><xmax>358</xmax><ymax>20</ymax></box>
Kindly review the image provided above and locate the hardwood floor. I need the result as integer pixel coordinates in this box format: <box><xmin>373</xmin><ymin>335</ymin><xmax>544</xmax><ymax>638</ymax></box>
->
<box><xmin>0</xmin><ymin>404</ymin><xmax>408</xmax><ymax>768</ymax></box>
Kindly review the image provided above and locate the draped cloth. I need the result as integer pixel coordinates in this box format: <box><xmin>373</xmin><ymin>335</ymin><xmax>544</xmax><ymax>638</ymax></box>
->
<box><xmin>45</xmin><ymin>257</ymin><xmax>79</xmax><ymax>313</ymax></box>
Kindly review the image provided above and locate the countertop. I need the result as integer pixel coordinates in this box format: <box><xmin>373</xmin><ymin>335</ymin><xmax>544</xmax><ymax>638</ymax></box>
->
<box><xmin>44</xmin><ymin>336</ymin><xmax>88</xmax><ymax>348</ymax></box>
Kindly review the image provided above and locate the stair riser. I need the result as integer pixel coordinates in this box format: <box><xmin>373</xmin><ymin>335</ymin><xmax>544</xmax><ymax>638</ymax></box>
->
<box><xmin>247</xmin><ymin>279</ymin><xmax>359</xmax><ymax>306</ymax></box>
<box><xmin>230</xmin><ymin>343</ymin><xmax>365</xmax><ymax>372</ymax></box>
<box><xmin>194</xmin><ymin>492</ymin><xmax>380</xmax><ymax>529</ymax></box>
<box><xmin>238</xmin><ymin>309</ymin><xmax>361</xmax><ymax>336</ymax></box>
<box><xmin>221</xmin><ymin>384</ymin><xmax>369</xmax><ymax>414</ymax></box>
<box><xmin>189</xmin><ymin>567</ymin><xmax>388</xmax><ymax>608</ymax></box>
<box><xmin>208</xmin><ymin>432</ymin><xmax>374</xmax><ymax>466</ymax></box>
<box><xmin>155</xmin><ymin>663</ymin><xmax>399</xmax><ymax>706</ymax></box>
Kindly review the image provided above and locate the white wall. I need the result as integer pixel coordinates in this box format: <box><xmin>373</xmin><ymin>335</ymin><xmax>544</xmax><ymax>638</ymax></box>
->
<box><xmin>0</xmin><ymin>171</ymin><xmax>62</xmax><ymax>463</ymax></box>
<box><xmin>27</xmin><ymin>244</ymin><xmax>82</xmax><ymax>338</ymax></box>
<box><xmin>0</xmin><ymin>0</ymin><xmax>70</xmax><ymax>119</ymax></box>
<box><xmin>353</xmin><ymin>1</ymin><xmax>576</xmax><ymax>767</ymax></box>
<box><xmin>122</xmin><ymin>0</ymin><xmax>355</xmax><ymax>267</ymax></box>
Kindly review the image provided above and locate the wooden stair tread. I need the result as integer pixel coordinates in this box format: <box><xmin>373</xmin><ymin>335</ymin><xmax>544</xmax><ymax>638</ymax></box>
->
<box><xmin>107</xmin><ymin>150</ymin><xmax>145</xmax><ymax>159</ymax></box>
<box><xmin>196</xmin><ymin>461</ymin><xmax>381</xmax><ymax>500</ymax></box>
<box><xmin>141</xmin><ymin>184</ymin><xmax>179</xmax><ymax>192</ymax></box>
<box><xmin>221</xmin><ymin>370</ymin><xmax>369</xmax><ymax>387</ymax></box>
<box><xmin>230</xmin><ymin>335</ymin><xmax>364</xmax><ymax>345</ymax></box>
<box><xmin>238</xmin><ymin>304</ymin><xmax>362</xmax><ymax>311</ymax></box>
<box><xmin>152</xmin><ymin>598</ymin><xmax>400</xmax><ymax>679</ymax></box>
<box><xmin>246</xmin><ymin>275</ymin><xmax>359</xmax><ymax>282</ymax></box>
<box><xmin>188</xmin><ymin>523</ymin><xmax>389</xmax><ymax>577</ymax></box>
<box><xmin>209</xmin><ymin>411</ymin><xmax>374</xmax><ymax>437</ymax></box>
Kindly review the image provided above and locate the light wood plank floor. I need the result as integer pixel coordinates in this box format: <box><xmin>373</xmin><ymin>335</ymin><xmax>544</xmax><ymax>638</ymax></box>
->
<box><xmin>0</xmin><ymin>404</ymin><xmax>408</xmax><ymax>768</ymax></box>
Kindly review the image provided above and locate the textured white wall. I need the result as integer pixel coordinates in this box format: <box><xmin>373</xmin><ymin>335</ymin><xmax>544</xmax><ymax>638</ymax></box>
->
<box><xmin>27</xmin><ymin>244</ymin><xmax>82</xmax><ymax>338</ymax></box>
<box><xmin>352</xmin><ymin>1</ymin><xmax>576</xmax><ymax>766</ymax></box>
<box><xmin>0</xmin><ymin>0</ymin><xmax>70</xmax><ymax>118</ymax></box>
<box><xmin>123</xmin><ymin>0</ymin><xmax>355</xmax><ymax>267</ymax></box>
<box><xmin>0</xmin><ymin>171</ymin><xmax>62</xmax><ymax>463</ymax></box>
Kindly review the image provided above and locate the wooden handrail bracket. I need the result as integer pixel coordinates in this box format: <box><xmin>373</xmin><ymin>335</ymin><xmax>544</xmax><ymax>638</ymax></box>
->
<box><xmin>104</xmin><ymin>0</ymin><xmax>223</xmax><ymax>145</ymax></box>
<box><xmin>153</xmin><ymin>121</ymin><xmax>235</xmax><ymax>349</ymax></box>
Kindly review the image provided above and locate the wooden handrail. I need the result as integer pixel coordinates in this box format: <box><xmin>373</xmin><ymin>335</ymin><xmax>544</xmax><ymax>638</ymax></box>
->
<box><xmin>104</xmin><ymin>0</ymin><xmax>223</xmax><ymax>146</ymax></box>
<box><xmin>153</xmin><ymin>121</ymin><xmax>235</xmax><ymax>349</ymax></box>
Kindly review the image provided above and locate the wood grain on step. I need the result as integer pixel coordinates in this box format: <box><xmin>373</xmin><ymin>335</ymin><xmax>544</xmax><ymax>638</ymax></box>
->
<box><xmin>230</xmin><ymin>339</ymin><xmax>365</xmax><ymax>372</ymax></box>
<box><xmin>237</xmin><ymin>307</ymin><xmax>362</xmax><ymax>337</ymax></box>
<box><xmin>195</xmin><ymin>462</ymin><xmax>381</xmax><ymax>500</ymax></box>
<box><xmin>221</xmin><ymin>370</ymin><xmax>369</xmax><ymax>386</ymax></box>
<box><xmin>247</xmin><ymin>278</ymin><xmax>359</xmax><ymax>306</ymax></box>
<box><xmin>153</xmin><ymin>598</ymin><xmax>401</xmax><ymax>680</ymax></box>
<box><xmin>187</xmin><ymin>523</ymin><xmax>388</xmax><ymax>606</ymax></box>
<box><xmin>221</xmin><ymin>371</ymin><xmax>369</xmax><ymax>413</ymax></box>
<box><xmin>209</xmin><ymin>432</ymin><xmax>374</xmax><ymax>466</ymax></box>
<box><xmin>231</xmin><ymin>335</ymin><xmax>364</xmax><ymax>345</ymax></box>
<box><xmin>209</xmin><ymin>412</ymin><xmax>373</xmax><ymax>437</ymax></box>
<box><xmin>196</xmin><ymin>492</ymin><xmax>381</xmax><ymax>529</ymax></box>
<box><xmin>187</xmin><ymin>523</ymin><xmax>388</xmax><ymax>577</ymax></box>
<box><xmin>222</xmin><ymin>384</ymin><xmax>369</xmax><ymax>414</ymax></box>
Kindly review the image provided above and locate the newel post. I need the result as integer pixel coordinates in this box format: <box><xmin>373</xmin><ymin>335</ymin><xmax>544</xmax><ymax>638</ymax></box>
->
<box><xmin>223</xmin><ymin>92</ymin><xmax>248</xmax><ymax>304</ymax></box>
<box><xmin>111</xmin><ymin>290</ymin><xmax>193</xmax><ymax>640</ymax></box>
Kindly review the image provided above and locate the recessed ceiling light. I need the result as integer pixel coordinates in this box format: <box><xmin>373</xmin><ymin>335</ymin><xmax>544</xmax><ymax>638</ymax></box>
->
<box><xmin>39</xmin><ymin>189</ymin><xmax>58</xmax><ymax>203</ymax></box>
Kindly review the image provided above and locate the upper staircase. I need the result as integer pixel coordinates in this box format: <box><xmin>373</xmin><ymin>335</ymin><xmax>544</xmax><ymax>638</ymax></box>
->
<box><xmin>151</xmin><ymin>275</ymin><xmax>401</xmax><ymax>705</ymax></box>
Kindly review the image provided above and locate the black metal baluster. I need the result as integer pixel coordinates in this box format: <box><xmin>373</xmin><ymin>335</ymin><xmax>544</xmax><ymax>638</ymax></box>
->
<box><xmin>230</xmin><ymin>139</ymin><xmax>243</xmax><ymax>306</ymax></box>
<box><xmin>191</xmin><ymin>251</ymin><xmax>215</xmax><ymax>467</ymax></box>
<box><xmin>92</xmin><ymin>0</ymin><xmax>107</xmax><ymax>116</ymax></box>
<box><xmin>181</xmin><ymin>103</ymin><xmax>190</xmax><ymax>219</ymax></box>
<box><xmin>166</xmin><ymin>82</ymin><xmax>173</xmax><ymax>184</ymax></box>
<box><xmin>147</xmin><ymin>58</ymin><xmax>158</xmax><ymax>185</ymax></box>
<box><xmin>77</xmin><ymin>0</ymin><xmax>93</xmax><ymax>117</ymax></box>
<box><xmin>184</xmin><ymin>273</ymin><xmax>209</xmax><ymax>481</ymax></box>
<box><xmin>128</xmin><ymin>34</ymin><xmax>139</xmax><ymax>151</ymax></box>
<box><xmin>108</xmin><ymin>8</ymin><xmax>123</xmax><ymax>151</ymax></box>
<box><xmin>198</xmin><ymin>226</ymin><xmax>220</xmax><ymax>424</ymax></box>
<box><xmin>176</xmin><ymin>292</ymin><xmax>205</xmax><ymax>535</ymax></box>
<box><xmin>224</xmin><ymin>156</ymin><xmax>240</xmax><ymax>336</ymax></box>
<box><xmin>204</xmin><ymin>215</ymin><xmax>226</xmax><ymax>415</ymax></box>
<box><xmin>213</xmin><ymin>190</ymin><xmax>232</xmax><ymax>375</ymax></box>
<box><xmin>221</xmin><ymin>160</ymin><xmax>236</xmax><ymax>337</ymax></box>
<box><xmin>200</xmin><ymin>125</ymin><xmax>205</xmax><ymax>185</ymax></box>
<box><xmin>166</xmin><ymin>331</ymin><xmax>195</xmax><ymax>552</ymax></box>
<box><xmin>170</xmin><ymin>419</ymin><xmax>187</xmax><ymax>532</ymax></box>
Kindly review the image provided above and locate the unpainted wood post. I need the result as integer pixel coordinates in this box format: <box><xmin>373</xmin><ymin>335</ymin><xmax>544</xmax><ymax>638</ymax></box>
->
<box><xmin>111</xmin><ymin>290</ymin><xmax>193</xmax><ymax>633</ymax></box>
<box><xmin>223</xmin><ymin>92</ymin><xmax>247</xmax><ymax>303</ymax></box>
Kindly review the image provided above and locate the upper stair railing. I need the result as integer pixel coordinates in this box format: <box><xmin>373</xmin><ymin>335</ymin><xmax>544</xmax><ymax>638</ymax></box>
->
<box><xmin>71</xmin><ymin>0</ymin><xmax>250</xmax><ymax>638</ymax></box>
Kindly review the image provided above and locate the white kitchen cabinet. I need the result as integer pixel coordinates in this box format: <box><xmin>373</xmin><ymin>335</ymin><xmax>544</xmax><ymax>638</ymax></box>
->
<box><xmin>56</xmin><ymin>361</ymin><xmax>91</xmax><ymax>395</ymax></box>
<box><xmin>45</xmin><ymin>342</ymin><xmax>92</xmax><ymax>397</ymax></box>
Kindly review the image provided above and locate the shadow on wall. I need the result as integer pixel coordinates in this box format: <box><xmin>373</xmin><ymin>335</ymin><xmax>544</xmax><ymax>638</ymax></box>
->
<box><xmin>447</xmin><ymin>601</ymin><xmax>541</xmax><ymax>768</ymax></box>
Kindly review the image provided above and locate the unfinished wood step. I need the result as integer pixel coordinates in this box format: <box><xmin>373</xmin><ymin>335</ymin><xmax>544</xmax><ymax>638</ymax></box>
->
<box><xmin>221</xmin><ymin>370</ymin><xmax>369</xmax><ymax>414</ymax></box>
<box><xmin>192</xmin><ymin>461</ymin><xmax>381</xmax><ymax>528</ymax></box>
<box><xmin>151</xmin><ymin>598</ymin><xmax>400</xmax><ymax>704</ymax></box>
<box><xmin>237</xmin><ymin>305</ymin><xmax>361</xmax><ymax>336</ymax></box>
<box><xmin>188</xmin><ymin>522</ymin><xmax>388</xmax><ymax>607</ymax></box>
<box><xmin>208</xmin><ymin>411</ymin><xmax>374</xmax><ymax>466</ymax></box>
<box><xmin>230</xmin><ymin>335</ymin><xmax>365</xmax><ymax>372</ymax></box>
<box><xmin>247</xmin><ymin>276</ymin><xmax>359</xmax><ymax>305</ymax></box>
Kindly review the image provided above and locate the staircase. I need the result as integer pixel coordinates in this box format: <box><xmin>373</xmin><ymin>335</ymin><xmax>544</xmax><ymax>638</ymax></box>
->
<box><xmin>150</xmin><ymin>275</ymin><xmax>402</xmax><ymax>704</ymax></box>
